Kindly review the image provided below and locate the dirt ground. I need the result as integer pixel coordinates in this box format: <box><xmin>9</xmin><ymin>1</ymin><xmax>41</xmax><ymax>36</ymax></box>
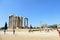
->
<box><xmin>0</xmin><ymin>30</ymin><xmax>60</xmax><ymax>40</ymax></box>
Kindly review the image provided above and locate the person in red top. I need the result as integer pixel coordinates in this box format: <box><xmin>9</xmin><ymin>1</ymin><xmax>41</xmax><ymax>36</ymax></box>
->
<box><xmin>57</xmin><ymin>28</ymin><xmax>60</xmax><ymax>36</ymax></box>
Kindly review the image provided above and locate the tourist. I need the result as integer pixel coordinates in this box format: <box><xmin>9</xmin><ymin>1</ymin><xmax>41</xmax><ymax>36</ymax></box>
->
<box><xmin>13</xmin><ymin>29</ymin><xmax>15</xmax><ymax>34</ymax></box>
<box><xmin>57</xmin><ymin>28</ymin><xmax>60</xmax><ymax>36</ymax></box>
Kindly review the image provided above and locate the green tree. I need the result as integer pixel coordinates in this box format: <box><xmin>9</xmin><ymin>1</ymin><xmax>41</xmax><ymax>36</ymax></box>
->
<box><xmin>4</xmin><ymin>22</ymin><xmax>7</xmax><ymax>34</ymax></box>
<box><xmin>41</xmin><ymin>26</ymin><xmax>44</xmax><ymax>28</ymax></box>
<box><xmin>4</xmin><ymin>22</ymin><xmax>7</xmax><ymax>30</ymax></box>
<box><xmin>48</xmin><ymin>25</ymin><xmax>57</xmax><ymax>28</ymax></box>
<box><xmin>30</xmin><ymin>25</ymin><xmax>33</xmax><ymax>29</ymax></box>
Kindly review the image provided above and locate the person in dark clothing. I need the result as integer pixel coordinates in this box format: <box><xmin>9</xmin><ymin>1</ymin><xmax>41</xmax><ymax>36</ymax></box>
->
<box><xmin>13</xmin><ymin>29</ymin><xmax>15</xmax><ymax>34</ymax></box>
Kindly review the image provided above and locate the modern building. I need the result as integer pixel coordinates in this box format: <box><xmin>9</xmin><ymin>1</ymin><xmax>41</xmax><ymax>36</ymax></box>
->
<box><xmin>24</xmin><ymin>17</ymin><xmax>28</xmax><ymax>28</ymax></box>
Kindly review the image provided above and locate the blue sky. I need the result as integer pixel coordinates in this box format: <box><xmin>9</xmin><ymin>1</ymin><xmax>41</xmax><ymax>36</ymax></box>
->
<box><xmin>0</xmin><ymin>0</ymin><xmax>60</xmax><ymax>27</ymax></box>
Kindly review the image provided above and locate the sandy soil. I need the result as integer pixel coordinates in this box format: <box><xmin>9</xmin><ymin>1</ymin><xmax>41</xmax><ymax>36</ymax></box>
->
<box><xmin>0</xmin><ymin>30</ymin><xmax>60</xmax><ymax>40</ymax></box>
